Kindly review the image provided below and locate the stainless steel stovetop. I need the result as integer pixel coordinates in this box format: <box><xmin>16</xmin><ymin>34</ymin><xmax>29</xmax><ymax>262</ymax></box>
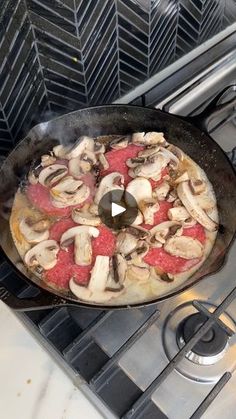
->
<box><xmin>0</xmin><ymin>33</ymin><xmax>236</xmax><ymax>419</ymax></box>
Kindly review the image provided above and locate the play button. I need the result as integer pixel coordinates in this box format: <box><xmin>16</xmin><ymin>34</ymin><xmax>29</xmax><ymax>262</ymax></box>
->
<box><xmin>111</xmin><ymin>202</ymin><xmax>126</xmax><ymax>217</ymax></box>
<box><xmin>98</xmin><ymin>189</ymin><xmax>138</xmax><ymax>230</ymax></box>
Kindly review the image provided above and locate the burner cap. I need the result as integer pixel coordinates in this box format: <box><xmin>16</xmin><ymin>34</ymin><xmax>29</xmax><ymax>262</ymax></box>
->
<box><xmin>179</xmin><ymin>313</ymin><xmax>228</xmax><ymax>359</ymax></box>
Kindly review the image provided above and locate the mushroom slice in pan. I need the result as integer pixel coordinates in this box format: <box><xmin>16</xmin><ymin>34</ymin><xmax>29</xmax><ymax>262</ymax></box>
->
<box><xmin>164</xmin><ymin>236</ymin><xmax>203</xmax><ymax>259</ymax></box>
<box><xmin>24</xmin><ymin>240</ymin><xmax>59</xmax><ymax>270</ymax></box>
<box><xmin>65</xmin><ymin>136</ymin><xmax>94</xmax><ymax>159</ymax></box>
<box><xmin>126</xmin><ymin>156</ymin><xmax>146</xmax><ymax>168</ymax></box>
<box><xmin>39</xmin><ymin>164</ymin><xmax>68</xmax><ymax>187</ymax></box>
<box><xmin>126</xmin><ymin>177</ymin><xmax>152</xmax><ymax>206</ymax></box>
<box><xmin>189</xmin><ymin>179</ymin><xmax>206</xmax><ymax>195</ymax></box>
<box><xmin>116</xmin><ymin>232</ymin><xmax>138</xmax><ymax>256</ymax></box>
<box><xmin>98</xmin><ymin>153</ymin><xmax>109</xmax><ymax>170</ymax></box>
<box><xmin>159</xmin><ymin>147</ymin><xmax>180</xmax><ymax>170</ymax></box>
<box><xmin>174</xmin><ymin>171</ymin><xmax>189</xmax><ymax>184</ymax></box>
<box><xmin>149</xmin><ymin>221</ymin><xmax>182</xmax><ymax>246</ymax></box>
<box><xmin>133</xmin><ymin>153</ymin><xmax>169</xmax><ymax>180</ymax></box>
<box><xmin>60</xmin><ymin>226</ymin><xmax>99</xmax><ymax>266</ymax></box>
<box><xmin>53</xmin><ymin>144</ymin><xmax>69</xmax><ymax>159</ymax></box>
<box><xmin>177</xmin><ymin>181</ymin><xmax>218</xmax><ymax>231</ymax></box>
<box><xmin>110</xmin><ymin>136</ymin><xmax>129</xmax><ymax>150</ymax></box>
<box><xmin>72</xmin><ymin>207</ymin><xmax>101</xmax><ymax>226</ymax></box>
<box><xmin>138</xmin><ymin>145</ymin><xmax>160</xmax><ymax>158</ymax></box>
<box><xmin>19</xmin><ymin>218</ymin><xmax>50</xmax><ymax>243</ymax></box>
<box><xmin>168</xmin><ymin>206</ymin><xmax>190</xmax><ymax>222</ymax></box>
<box><xmin>132</xmin><ymin>132</ymin><xmax>167</xmax><ymax>146</ymax></box>
<box><xmin>125</xmin><ymin>241</ymin><xmax>149</xmax><ymax>261</ymax></box>
<box><xmin>69</xmin><ymin>157</ymin><xmax>90</xmax><ymax>178</ymax></box>
<box><xmin>167</xmin><ymin>145</ymin><xmax>184</xmax><ymax>161</ymax></box>
<box><xmin>41</xmin><ymin>154</ymin><xmax>56</xmax><ymax>167</ymax></box>
<box><xmin>131</xmin><ymin>209</ymin><xmax>143</xmax><ymax>226</ymax></box>
<box><xmin>126</xmin><ymin>265</ymin><xmax>150</xmax><ymax>282</ymax></box>
<box><xmin>125</xmin><ymin>226</ymin><xmax>150</xmax><ymax>240</ymax></box>
<box><xmin>50</xmin><ymin>176</ymin><xmax>90</xmax><ymax>207</ymax></box>
<box><xmin>196</xmin><ymin>194</ymin><xmax>216</xmax><ymax>211</ymax></box>
<box><xmin>69</xmin><ymin>256</ymin><xmax>124</xmax><ymax>302</ymax></box>
<box><xmin>153</xmin><ymin>180</ymin><xmax>170</xmax><ymax>201</ymax></box>
<box><xmin>106</xmin><ymin>255</ymin><xmax>127</xmax><ymax>292</ymax></box>
<box><xmin>94</xmin><ymin>142</ymin><xmax>105</xmax><ymax>154</ymax></box>
<box><xmin>94</xmin><ymin>172</ymin><xmax>124</xmax><ymax>204</ymax></box>
<box><xmin>139</xmin><ymin>198</ymin><xmax>160</xmax><ymax>225</ymax></box>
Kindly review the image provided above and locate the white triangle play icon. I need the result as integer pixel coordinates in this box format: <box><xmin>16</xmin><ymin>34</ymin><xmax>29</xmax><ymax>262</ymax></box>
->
<box><xmin>111</xmin><ymin>202</ymin><xmax>126</xmax><ymax>217</ymax></box>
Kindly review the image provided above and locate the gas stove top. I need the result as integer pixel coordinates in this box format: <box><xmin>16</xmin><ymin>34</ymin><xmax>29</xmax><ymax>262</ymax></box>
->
<box><xmin>1</xmin><ymin>33</ymin><xmax>236</xmax><ymax>419</ymax></box>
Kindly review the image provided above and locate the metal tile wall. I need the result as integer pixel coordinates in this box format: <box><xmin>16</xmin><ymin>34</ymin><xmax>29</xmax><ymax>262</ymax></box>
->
<box><xmin>0</xmin><ymin>0</ymin><xmax>235</xmax><ymax>151</ymax></box>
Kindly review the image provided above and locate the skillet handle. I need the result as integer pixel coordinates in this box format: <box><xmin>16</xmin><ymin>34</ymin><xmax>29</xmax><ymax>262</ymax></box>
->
<box><xmin>186</xmin><ymin>85</ymin><xmax>236</xmax><ymax>133</ymax></box>
<box><xmin>0</xmin><ymin>284</ymin><xmax>71</xmax><ymax>311</ymax></box>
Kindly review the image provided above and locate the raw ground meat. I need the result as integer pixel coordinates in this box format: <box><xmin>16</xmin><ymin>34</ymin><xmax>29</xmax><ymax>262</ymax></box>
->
<box><xmin>49</xmin><ymin>218</ymin><xmax>77</xmax><ymax>241</ymax></box>
<box><xmin>144</xmin><ymin>223</ymin><xmax>206</xmax><ymax>274</ymax></box>
<box><xmin>45</xmin><ymin>220</ymin><xmax>116</xmax><ymax>289</ymax></box>
<box><xmin>101</xmin><ymin>144</ymin><xmax>144</xmax><ymax>185</ymax></box>
<box><xmin>26</xmin><ymin>173</ymin><xmax>95</xmax><ymax>217</ymax></box>
<box><xmin>44</xmin><ymin>245</ymin><xmax>92</xmax><ymax>288</ymax></box>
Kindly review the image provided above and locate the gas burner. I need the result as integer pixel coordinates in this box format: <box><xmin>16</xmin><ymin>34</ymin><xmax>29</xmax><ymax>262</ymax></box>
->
<box><xmin>162</xmin><ymin>302</ymin><xmax>236</xmax><ymax>383</ymax></box>
<box><xmin>176</xmin><ymin>313</ymin><xmax>229</xmax><ymax>365</ymax></box>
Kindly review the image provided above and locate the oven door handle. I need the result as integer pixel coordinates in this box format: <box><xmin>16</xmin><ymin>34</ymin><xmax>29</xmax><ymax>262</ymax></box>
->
<box><xmin>0</xmin><ymin>283</ymin><xmax>72</xmax><ymax>311</ymax></box>
<box><xmin>185</xmin><ymin>85</ymin><xmax>236</xmax><ymax>133</ymax></box>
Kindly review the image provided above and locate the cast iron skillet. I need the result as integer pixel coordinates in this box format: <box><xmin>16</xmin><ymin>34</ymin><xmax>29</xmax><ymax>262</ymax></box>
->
<box><xmin>0</xmin><ymin>90</ymin><xmax>236</xmax><ymax>311</ymax></box>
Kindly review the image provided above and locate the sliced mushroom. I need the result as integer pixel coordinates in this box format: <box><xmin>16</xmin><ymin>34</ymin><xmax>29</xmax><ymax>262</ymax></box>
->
<box><xmin>41</xmin><ymin>154</ymin><xmax>56</xmax><ymax>167</ymax></box>
<box><xmin>125</xmin><ymin>241</ymin><xmax>149</xmax><ymax>261</ymax></box>
<box><xmin>132</xmin><ymin>132</ymin><xmax>167</xmax><ymax>146</ymax></box>
<box><xmin>19</xmin><ymin>218</ymin><xmax>50</xmax><ymax>243</ymax></box>
<box><xmin>94</xmin><ymin>142</ymin><xmax>105</xmax><ymax>154</ymax></box>
<box><xmin>139</xmin><ymin>198</ymin><xmax>160</xmax><ymax>225</ymax></box>
<box><xmin>28</xmin><ymin>171</ymin><xmax>38</xmax><ymax>185</ymax></box>
<box><xmin>125</xmin><ymin>226</ymin><xmax>150</xmax><ymax>240</ymax></box>
<box><xmin>39</xmin><ymin>164</ymin><xmax>68</xmax><ymax>187</ymax></box>
<box><xmin>95</xmin><ymin>172</ymin><xmax>124</xmax><ymax>204</ymax></box>
<box><xmin>126</xmin><ymin>156</ymin><xmax>146</xmax><ymax>168</ymax></box>
<box><xmin>72</xmin><ymin>207</ymin><xmax>101</xmax><ymax>226</ymax></box>
<box><xmin>131</xmin><ymin>209</ymin><xmax>143</xmax><ymax>226</ymax></box>
<box><xmin>98</xmin><ymin>153</ymin><xmax>109</xmax><ymax>170</ymax></box>
<box><xmin>110</xmin><ymin>136</ymin><xmax>129</xmax><ymax>149</ymax></box>
<box><xmin>168</xmin><ymin>206</ymin><xmax>190</xmax><ymax>222</ymax></box>
<box><xmin>116</xmin><ymin>232</ymin><xmax>138</xmax><ymax>255</ymax></box>
<box><xmin>159</xmin><ymin>147</ymin><xmax>180</xmax><ymax>170</ymax></box>
<box><xmin>69</xmin><ymin>255</ymin><xmax>124</xmax><ymax>302</ymax></box>
<box><xmin>196</xmin><ymin>194</ymin><xmax>216</xmax><ymax>211</ymax></box>
<box><xmin>164</xmin><ymin>236</ymin><xmax>203</xmax><ymax>259</ymax></box>
<box><xmin>133</xmin><ymin>153</ymin><xmax>169</xmax><ymax>180</ymax></box>
<box><xmin>189</xmin><ymin>179</ymin><xmax>206</xmax><ymax>195</ymax></box>
<box><xmin>177</xmin><ymin>181</ymin><xmax>218</xmax><ymax>231</ymax></box>
<box><xmin>182</xmin><ymin>217</ymin><xmax>197</xmax><ymax>228</ymax></box>
<box><xmin>53</xmin><ymin>144</ymin><xmax>69</xmax><ymax>159</ymax></box>
<box><xmin>174</xmin><ymin>171</ymin><xmax>189</xmax><ymax>184</ymax></box>
<box><xmin>69</xmin><ymin>157</ymin><xmax>88</xmax><ymax>178</ymax></box>
<box><xmin>89</xmin><ymin>203</ymin><xmax>99</xmax><ymax>215</ymax></box>
<box><xmin>149</xmin><ymin>221</ymin><xmax>182</xmax><ymax>246</ymax></box>
<box><xmin>167</xmin><ymin>145</ymin><xmax>184</xmax><ymax>161</ymax></box>
<box><xmin>166</xmin><ymin>189</ymin><xmax>177</xmax><ymax>203</ymax></box>
<box><xmin>153</xmin><ymin>181</ymin><xmax>170</xmax><ymax>201</ymax></box>
<box><xmin>50</xmin><ymin>176</ymin><xmax>90</xmax><ymax>207</ymax></box>
<box><xmin>106</xmin><ymin>254</ymin><xmax>127</xmax><ymax>290</ymax></box>
<box><xmin>126</xmin><ymin>177</ymin><xmax>152</xmax><ymax>206</ymax></box>
<box><xmin>138</xmin><ymin>145</ymin><xmax>160</xmax><ymax>158</ymax></box>
<box><xmin>24</xmin><ymin>240</ymin><xmax>59</xmax><ymax>270</ymax></box>
<box><xmin>126</xmin><ymin>265</ymin><xmax>150</xmax><ymax>282</ymax></box>
<box><xmin>60</xmin><ymin>226</ymin><xmax>99</xmax><ymax>266</ymax></box>
<box><xmin>65</xmin><ymin>136</ymin><xmax>94</xmax><ymax>159</ymax></box>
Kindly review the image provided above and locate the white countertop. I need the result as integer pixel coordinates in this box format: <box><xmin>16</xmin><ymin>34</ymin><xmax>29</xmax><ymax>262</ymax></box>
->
<box><xmin>0</xmin><ymin>301</ymin><xmax>103</xmax><ymax>419</ymax></box>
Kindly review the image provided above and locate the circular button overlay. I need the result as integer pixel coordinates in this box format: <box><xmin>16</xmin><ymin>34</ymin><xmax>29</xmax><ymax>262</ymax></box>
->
<box><xmin>98</xmin><ymin>189</ymin><xmax>138</xmax><ymax>230</ymax></box>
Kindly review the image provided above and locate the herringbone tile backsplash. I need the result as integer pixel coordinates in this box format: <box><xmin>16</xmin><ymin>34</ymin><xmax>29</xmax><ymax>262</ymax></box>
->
<box><xmin>0</xmin><ymin>0</ymin><xmax>235</xmax><ymax>152</ymax></box>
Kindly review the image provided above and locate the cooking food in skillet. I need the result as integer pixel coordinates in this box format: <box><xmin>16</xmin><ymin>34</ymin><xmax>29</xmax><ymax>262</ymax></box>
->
<box><xmin>10</xmin><ymin>132</ymin><xmax>218</xmax><ymax>305</ymax></box>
